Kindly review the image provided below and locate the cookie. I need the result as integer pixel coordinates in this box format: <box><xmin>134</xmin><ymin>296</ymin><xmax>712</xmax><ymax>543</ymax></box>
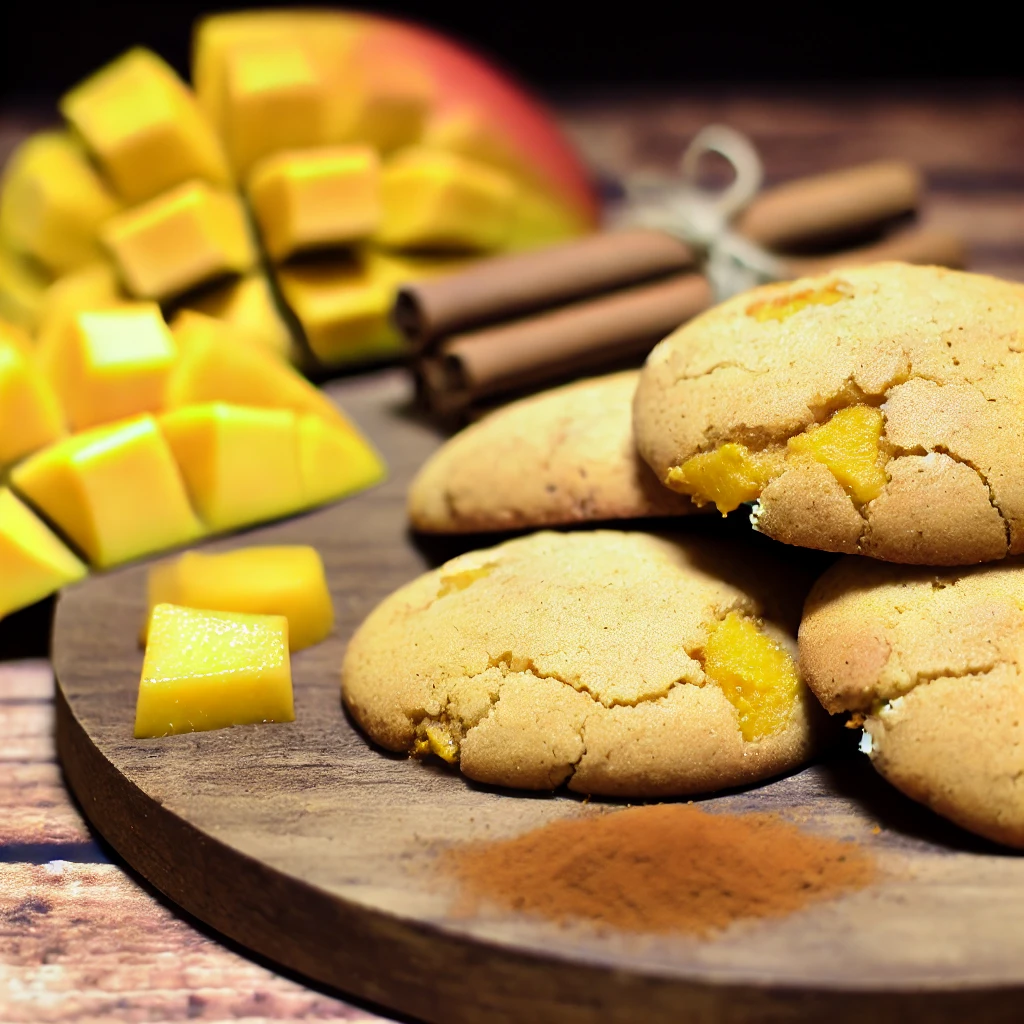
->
<box><xmin>634</xmin><ymin>262</ymin><xmax>1024</xmax><ymax>565</ymax></box>
<box><xmin>800</xmin><ymin>555</ymin><xmax>1024</xmax><ymax>847</ymax></box>
<box><xmin>342</xmin><ymin>530</ymin><xmax>830</xmax><ymax>796</ymax></box>
<box><xmin>408</xmin><ymin>371</ymin><xmax>694</xmax><ymax>533</ymax></box>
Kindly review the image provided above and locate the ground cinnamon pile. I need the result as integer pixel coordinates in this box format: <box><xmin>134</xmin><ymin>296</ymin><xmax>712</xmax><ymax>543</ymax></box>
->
<box><xmin>443</xmin><ymin>804</ymin><xmax>874</xmax><ymax>936</ymax></box>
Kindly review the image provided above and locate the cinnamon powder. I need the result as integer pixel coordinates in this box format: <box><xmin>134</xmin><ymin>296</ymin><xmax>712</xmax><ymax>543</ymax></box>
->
<box><xmin>444</xmin><ymin>804</ymin><xmax>874</xmax><ymax>936</ymax></box>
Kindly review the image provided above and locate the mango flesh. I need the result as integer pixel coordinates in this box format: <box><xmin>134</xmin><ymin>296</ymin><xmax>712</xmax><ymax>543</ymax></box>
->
<box><xmin>159</xmin><ymin>402</ymin><xmax>304</xmax><ymax>532</ymax></box>
<box><xmin>247</xmin><ymin>144</ymin><xmax>381</xmax><ymax>260</ymax></box>
<box><xmin>0</xmin><ymin>342</ymin><xmax>64</xmax><ymax>467</ymax></box>
<box><xmin>0</xmin><ymin>487</ymin><xmax>87</xmax><ymax>620</ymax></box>
<box><xmin>135</xmin><ymin>602</ymin><xmax>293</xmax><ymax>738</ymax></box>
<box><xmin>298</xmin><ymin>413</ymin><xmax>386</xmax><ymax>507</ymax></box>
<box><xmin>667</xmin><ymin>443</ymin><xmax>773</xmax><ymax>515</ymax></box>
<box><xmin>0</xmin><ymin>132</ymin><xmax>120</xmax><ymax>274</ymax></box>
<box><xmin>10</xmin><ymin>415</ymin><xmax>203</xmax><ymax>568</ymax></box>
<box><xmin>62</xmin><ymin>304</ymin><xmax>177</xmax><ymax>431</ymax></box>
<box><xmin>701</xmin><ymin>612</ymin><xmax>801</xmax><ymax>742</ymax></box>
<box><xmin>0</xmin><ymin>239</ymin><xmax>49</xmax><ymax>330</ymax></box>
<box><xmin>60</xmin><ymin>48</ymin><xmax>231</xmax><ymax>205</ymax></box>
<box><xmin>376</xmin><ymin>148</ymin><xmax>516</xmax><ymax>251</ymax></box>
<box><xmin>101</xmin><ymin>180</ymin><xmax>256</xmax><ymax>301</ymax></box>
<box><xmin>143</xmin><ymin>545</ymin><xmax>333</xmax><ymax>651</ymax></box>
<box><xmin>787</xmin><ymin>405</ymin><xmax>888</xmax><ymax>504</ymax></box>
<box><xmin>745</xmin><ymin>281</ymin><xmax>850</xmax><ymax>323</ymax></box>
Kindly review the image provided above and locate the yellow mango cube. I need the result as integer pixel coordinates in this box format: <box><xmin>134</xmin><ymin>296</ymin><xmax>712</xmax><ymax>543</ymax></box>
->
<box><xmin>61</xmin><ymin>304</ymin><xmax>177</xmax><ymax>431</ymax></box>
<box><xmin>166</xmin><ymin>311</ymin><xmax>353</xmax><ymax>430</ymax></box>
<box><xmin>0</xmin><ymin>488</ymin><xmax>87</xmax><ymax>621</ymax></box>
<box><xmin>0</xmin><ymin>132</ymin><xmax>120</xmax><ymax>274</ymax></box>
<box><xmin>159</xmin><ymin>403</ymin><xmax>304</xmax><ymax>532</ymax></box>
<box><xmin>220</xmin><ymin>42</ymin><xmax>330</xmax><ymax>179</ymax></box>
<box><xmin>135</xmin><ymin>603</ymin><xmax>293</xmax><ymax>738</ymax></box>
<box><xmin>701</xmin><ymin>612</ymin><xmax>801</xmax><ymax>742</ymax></box>
<box><xmin>298</xmin><ymin>414</ymin><xmax>386</xmax><ymax>507</ymax></box>
<box><xmin>376</xmin><ymin>149</ymin><xmax>516</xmax><ymax>251</ymax></box>
<box><xmin>667</xmin><ymin>443</ymin><xmax>774</xmax><ymax>515</ymax></box>
<box><xmin>0</xmin><ymin>342</ymin><xmax>64</xmax><ymax>467</ymax></box>
<box><xmin>787</xmin><ymin>405</ymin><xmax>888</xmax><ymax>505</ymax></box>
<box><xmin>101</xmin><ymin>180</ymin><xmax>256</xmax><ymax>302</ymax></box>
<box><xmin>247</xmin><ymin>145</ymin><xmax>381</xmax><ymax>260</ymax></box>
<box><xmin>60</xmin><ymin>48</ymin><xmax>231</xmax><ymax>205</ymax></box>
<box><xmin>180</xmin><ymin>273</ymin><xmax>293</xmax><ymax>362</ymax></box>
<box><xmin>0</xmin><ymin>238</ymin><xmax>49</xmax><ymax>330</ymax></box>
<box><xmin>10</xmin><ymin>415</ymin><xmax>203</xmax><ymax>568</ymax></box>
<box><xmin>0</xmin><ymin>318</ymin><xmax>34</xmax><ymax>358</ymax></box>
<box><xmin>143</xmin><ymin>546</ymin><xmax>333</xmax><ymax>651</ymax></box>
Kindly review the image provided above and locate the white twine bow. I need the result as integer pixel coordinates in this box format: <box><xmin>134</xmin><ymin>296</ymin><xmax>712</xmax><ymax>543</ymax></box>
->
<box><xmin>619</xmin><ymin>125</ymin><xmax>787</xmax><ymax>301</ymax></box>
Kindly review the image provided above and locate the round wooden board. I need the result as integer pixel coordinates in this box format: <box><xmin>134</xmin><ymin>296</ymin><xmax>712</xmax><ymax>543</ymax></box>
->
<box><xmin>54</xmin><ymin>369</ymin><xmax>1024</xmax><ymax>1024</ymax></box>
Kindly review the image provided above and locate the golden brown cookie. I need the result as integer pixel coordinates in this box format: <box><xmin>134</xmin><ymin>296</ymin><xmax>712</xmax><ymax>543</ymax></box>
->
<box><xmin>634</xmin><ymin>262</ymin><xmax>1024</xmax><ymax>565</ymax></box>
<box><xmin>800</xmin><ymin>555</ymin><xmax>1024</xmax><ymax>847</ymax></box>
<box><xmin>342</xmin><ymin>530</ymin><xmax>831</xmax><ymax>796</ymax></box>
<box><xmin>408</xmin><ymin>372</ymin><xmax>694</xmax><ymax>533</ymax></box>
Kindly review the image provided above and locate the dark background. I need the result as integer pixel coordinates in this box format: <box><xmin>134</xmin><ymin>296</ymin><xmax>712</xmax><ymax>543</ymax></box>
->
<box><xmin>1</xmin><ymin>1</ymin><xmax>1021</xmax><ymax>99</ymax></box>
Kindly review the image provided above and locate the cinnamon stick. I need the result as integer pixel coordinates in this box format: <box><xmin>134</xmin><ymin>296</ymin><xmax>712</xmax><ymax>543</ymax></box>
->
<box><xmin>394</xmin><ymin>228</ymin><xmax>696</xmax><ymax>349</ymax></box>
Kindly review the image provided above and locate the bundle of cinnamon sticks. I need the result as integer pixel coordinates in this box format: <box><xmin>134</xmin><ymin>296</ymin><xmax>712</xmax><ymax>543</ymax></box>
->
<box><xmin>400</xmin><ymin>159</ymin><xmax>966</xmax><ymax>422</ymax></box>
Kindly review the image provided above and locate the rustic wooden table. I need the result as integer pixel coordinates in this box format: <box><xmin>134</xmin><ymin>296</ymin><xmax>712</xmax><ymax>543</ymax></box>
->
<box><xmin>2</xmin><ymin>89</ymin><xmax>1024</xmax><ymax>1023</ymax></box>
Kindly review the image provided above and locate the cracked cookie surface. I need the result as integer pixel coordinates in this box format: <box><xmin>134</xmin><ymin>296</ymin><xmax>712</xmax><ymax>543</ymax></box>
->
<box><xmin>800</xmin><ymin>556</ymin><xmax>1024</xmax><ymax>847</ymax></box>
<box><xmin>633</xmin><ymin>262</ymin><xmax>1024</xmax><ymax>565</ymax></box>
<box><xmin>408</xmin><ymin>372</ymin><xmax>695</xmax><ymax>534</ymax></box>
<box><xmin>342</xmin><ymin>530</ymin><xmax>830</xmax><ymax>796</ymax></box>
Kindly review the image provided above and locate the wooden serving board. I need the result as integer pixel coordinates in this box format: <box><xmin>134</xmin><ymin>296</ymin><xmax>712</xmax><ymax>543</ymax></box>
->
<box><xmin>53</xmin><ymin>369</ymin><xmax>1024</xmax><ymax>1024</ymax></box>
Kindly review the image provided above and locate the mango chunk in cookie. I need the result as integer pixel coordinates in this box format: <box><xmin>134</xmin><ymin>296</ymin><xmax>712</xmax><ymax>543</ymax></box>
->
<box><xmin>409</xmin><ymin>372</ymin><xmax>695</xmax><ymax>533</ymax></box>
<box><xmin>800</xmin><ymin>556</ymin><xmax>1024</xmax><ymax>847</ymax></box>
<box><xmin>635</xmin><ymin>262</ymin><xmax>1024</xmax><ymax>565</ymax></box>
<box><xmin>342</xmin><ymin>530</ymin><xmax>831</xmax><ymax>796</ymax></box>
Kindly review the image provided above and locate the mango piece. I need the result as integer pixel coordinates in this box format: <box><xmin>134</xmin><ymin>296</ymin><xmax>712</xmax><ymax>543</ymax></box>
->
<box><xmin>0</xmin><ymin>318</ymin><xmax>33</xmax><ymax>357</ymax></box>
<box><xmin>701</xmin><ymin>612</ymin><xmax>801</xmax><ymax>742</ymax></box>
<box><xmin>101</xmin><ymin>180</ymin><xmax>257</xmax><ymax>302</ymax></box>
<box><xmin>60</xmin><ymin>48</ymin><xmax>231</xmax><ymax>205</ymax></box>
<box><xmin>143</xmin><ymin>546</ymin><xmax>333</xmax><ymax>651</ymax></box>
<box><xmin>59</xmin><ymin>304</ymin><xmax>177</xmax><ymax>431</ymax></box>
<box><xmin>159</xmin><ymin>403</ymin><xmax>304</xmax><ymax>532</ymax></box>
<box><xmin>0</xmin><ymin>488</ymin><xmax>87</xmax><ymax>620</ymax></box>
<box><xmin>10</xmin><ymin>415</ymin><xmax>203</xmax><ymax>568</ymax></box>
<box><xmin>247</xmin><ymin>145</ymin><xmax>381</xmax><ymax>260</ymax></box>
<box><xmin>298</xmin><ymin>413</ymin><xmax>386</xmax><ymax>507</ymax></box>
<box><xmin>180</xmin><ymin>273</ymin><xmax>293</xmax><ymax>362</ymax></box>
<box><xmin>166</xmin><ymin>311</ymin><xmax>353</xmax><ymax>430</ymax></box>
<box><xmin>0</xmin><ymin>132</ymin><xmax>120</xmax><ymax>274</ymax></box>
<box><xmin>0</xmin><ymin>342</ymin><xmax>64</xmax><ymax>467</ymax></box>
<box><xmin>135</xmin><ymin>603</ymin><xmax>293</xmax><ymax>738</ymax></box>
<box><xmin>787</xmin><ymin>406</ymin><xmax>888</xmax><ymax>505</ymax></box>
<box><xmin>746</xmin><ymin>281</ymin><xmax>850</xmax><ymax>323</ymax></box>
<box><xmin>376</xmin><ymin>149</ymin><xmax>516</xmax><ymax>251</ymax></box>
<box><xmin>219</xmin><ymin>41</ymin><xmax>331</xmax><ymax>179</ymax></box>
<box><xmin>667</xmin><ymin>443</ymin><xmax>774</xmax><ymax>515</ymax></box>
<box><xmin>0</xmin><ymin>239</ymin><xmax>49</xmax><ymax>330</ymax></box>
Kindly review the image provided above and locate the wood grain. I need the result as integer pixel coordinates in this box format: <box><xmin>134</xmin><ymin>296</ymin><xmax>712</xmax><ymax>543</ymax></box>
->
<box><xmin>49</xmin><ymin>369</ymin><xmax>1024</xmax><ymax>1024</ymax></box>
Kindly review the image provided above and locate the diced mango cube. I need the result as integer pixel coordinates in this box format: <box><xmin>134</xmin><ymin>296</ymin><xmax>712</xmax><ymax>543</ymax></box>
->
<box><xmin>0</xmin><ymin>342</ymin><xmax>64</xmax><ymax>467</ymax></box>
<box><xmin>0</xmin><ymin>318</ymin><xmax>33</xmax><ymax>358</ymax></box>
<box><xmin>61</xmin><ymin>304</ymin><xmax>177</xmax><ymax>431</ymax></box>
<box><xmin>667</xmin><ymin>443</ymin><xmax>774</xmax><ymax>515</ymax></box>
<box><xmin>376</xmin><ymin>148</ymin><xmax>516</xmax><ymax>251</ymax></box>
<box><xmin>701</xmin><ymin>612</ymin><xmax>801</xmax><ymax>742</ymax></box>
<box><xmin>0</xmin><ymin>488</ymin><xmax>87</xmax><ymax>621</ymax></box>
<box><xmin>166</xmin><ymin>311</ymin><xmax>353</xmax><ymax>430</ymax></box>
<box><xmin>159</xmin><ymin>403</ymin><xmax>303</xmax><ymax>532</ymax></box>
<box><xmin>220</xmin><ymin>42</ymin><xmax>330</xmax><ymax>179</ymax></box>
<box><xmin>135</xmin><ymin>603</ymin><xmax>293</xmax><ymax>738</ymax></box>
<box><xmin>787</xmin><ymin>405</ymin><xmax>888</xmax><ymax>505</ymax></box>
<box><xmin>60</xmin><ymin>48</ymin><xmax>231</xmax><ymax>205</ymax></box>
<box><xmin>101</xmin><ymin>180</ymin><xmax>255</xmax><ymax>302</ymax></box>
<box><xmin>0</xmin><ymin>132</ymin><xmax>120</xmax><ymax>274</ymax></box>
<box><xmin>247</xmin><ymin>145</ymin><xmax>381</xmax><ymax>260</ymax></box>
<box><xmin>0</xmin><ymin>238</ymin><xmax>49</xmax><ymax>330</ymax></box>
<box><xmin>298</xmin><ymin>413</ymin><xmax>386</xmax><ymax>507</ymax></box>
<box><xmin>180</xmin><ymin>273</ymin><xmax>292</xmax><ymax>362</ymax></box>
<box><xmin>143</xmin><ymin>546</ymin><xmax>333</xmax><ymax>651</ymax></box>
<box><xmin>10</xmin><ymin>415</ymin><xmax>203</xmax><ymax>568</ymax></box>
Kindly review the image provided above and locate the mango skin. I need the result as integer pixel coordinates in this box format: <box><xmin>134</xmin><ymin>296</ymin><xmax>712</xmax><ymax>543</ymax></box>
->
<box><xmin>143</xmin><ymin>545</ymin><xmax>333</xmax><ymax>651</ymax></box>
<box><xmin>135</xmin><ymin>602</ymin><xmax>293</xmax><ymax>738</ymax></box>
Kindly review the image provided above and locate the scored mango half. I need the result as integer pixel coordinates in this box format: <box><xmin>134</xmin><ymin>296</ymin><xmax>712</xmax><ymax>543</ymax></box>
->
<box><xmin>142</xmin><ymin>545</ymin><xmax>334</xmax><ymax>651</ymax></box>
